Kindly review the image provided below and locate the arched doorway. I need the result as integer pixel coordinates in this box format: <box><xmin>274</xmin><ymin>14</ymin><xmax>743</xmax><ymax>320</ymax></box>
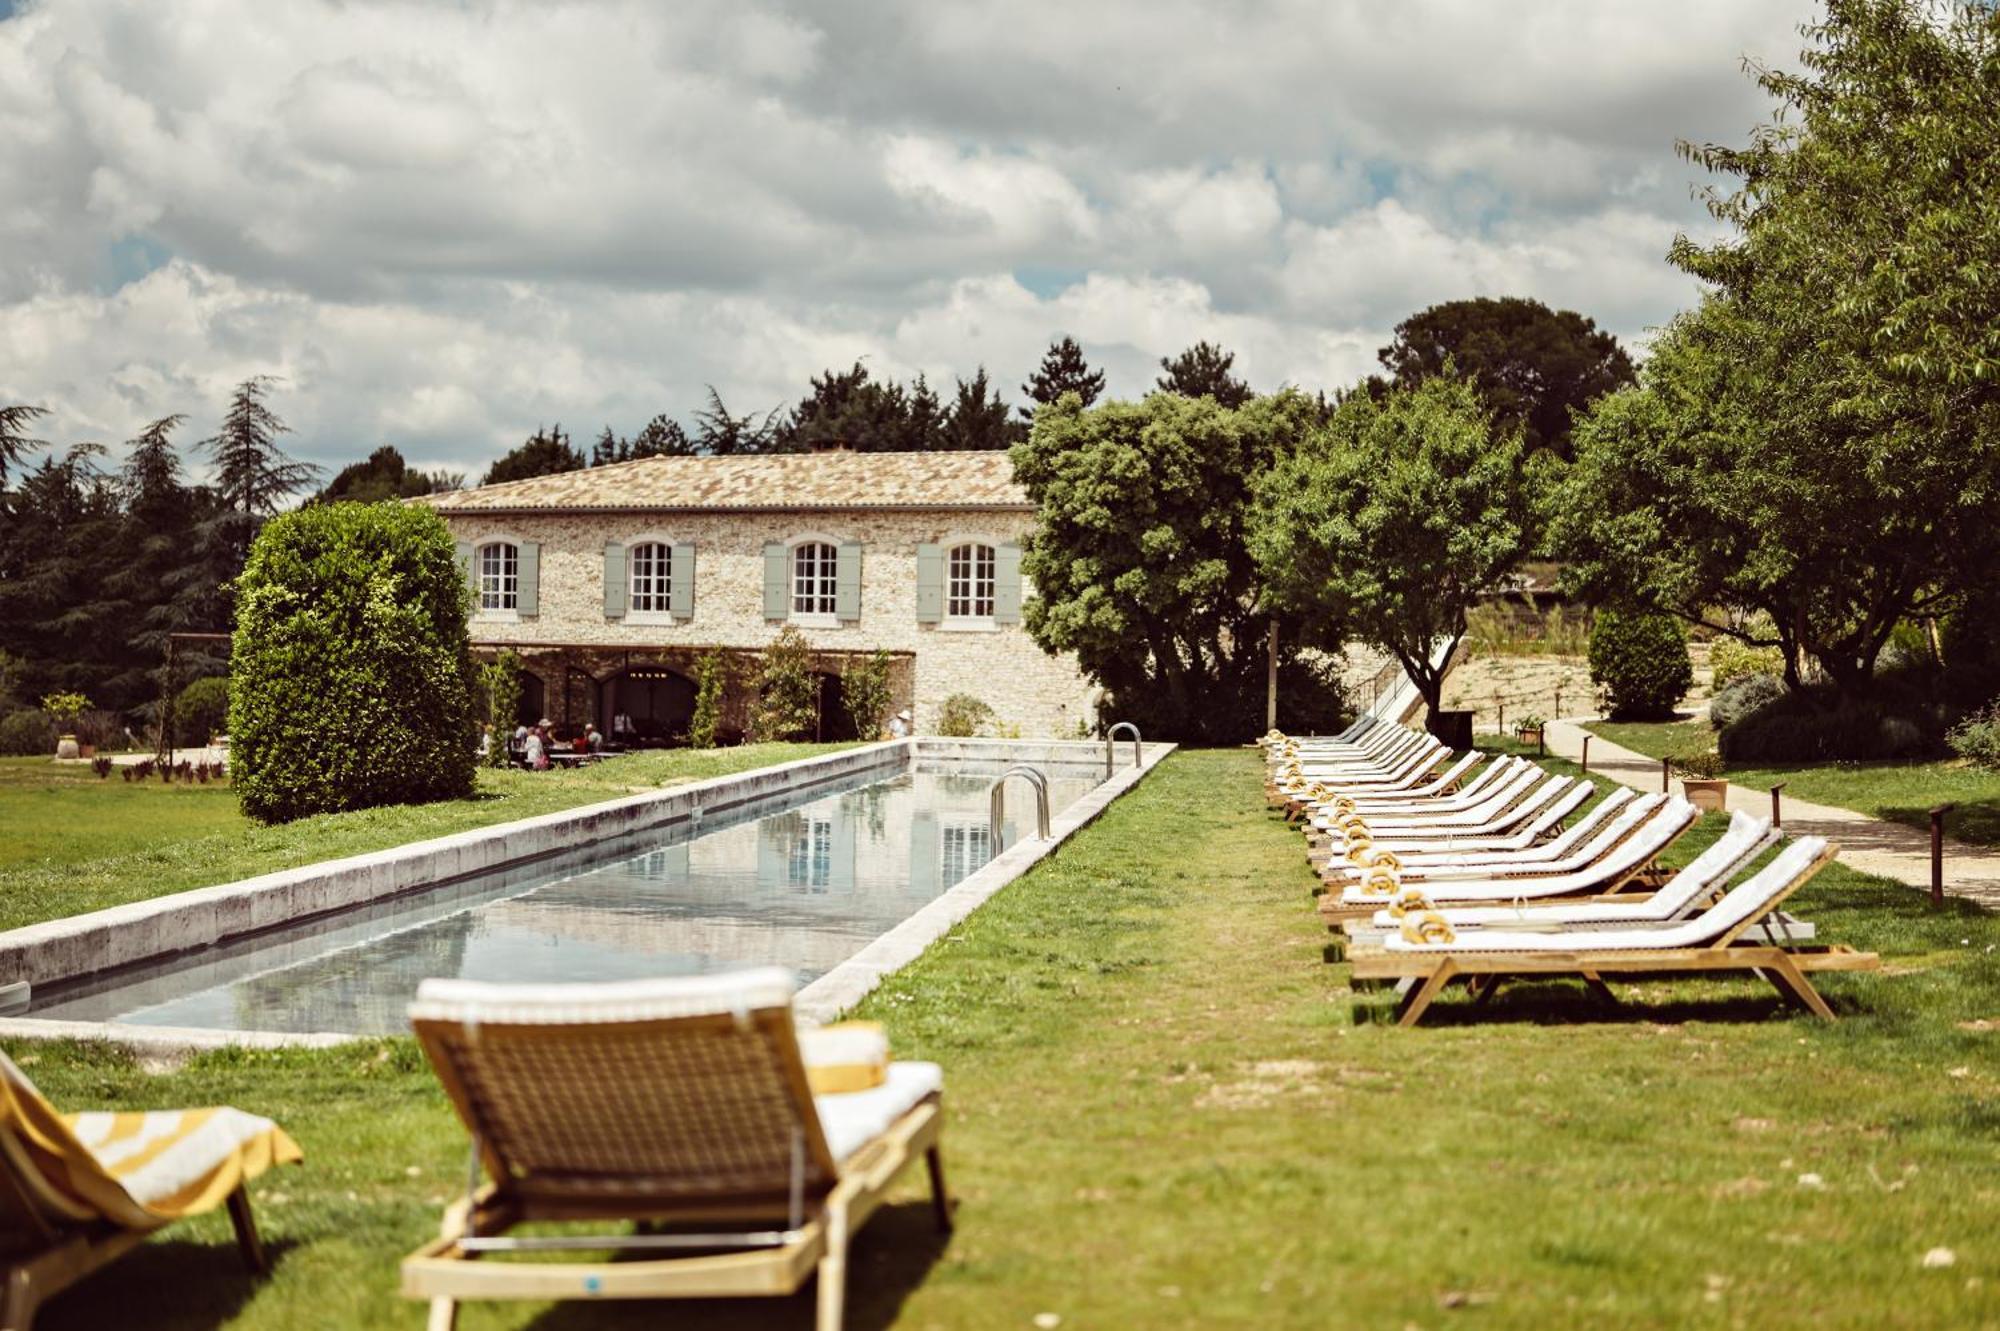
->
<box><xmin>515</xmin><ymin>672</ymin><xmax>547</xmax><ymax>729</ymax></box>
<box><xmin>814</xmin><ymin>672</ymin><xmax>860</xmax><ymax>742</ymax></box>
<box><xmin>605</xmin><ymin>667</ymin><xmax>697</xmax><ymax>746</ymax></box>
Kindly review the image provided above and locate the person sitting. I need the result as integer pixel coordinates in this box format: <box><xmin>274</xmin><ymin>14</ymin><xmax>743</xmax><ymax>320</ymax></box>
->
<box><xmin>888</xmin><ymin>708</ymin><xmax>913</xmax><ymax>739</ymax></box>
<box><xmin>584</xmin><ymin>723</ymin><xmax>604</xmax><ymax>753</ymax></box>
<box><xmin>524</xmin><ymin>723</ymin><xmax>549</xmax><ymax>772</ymax></box>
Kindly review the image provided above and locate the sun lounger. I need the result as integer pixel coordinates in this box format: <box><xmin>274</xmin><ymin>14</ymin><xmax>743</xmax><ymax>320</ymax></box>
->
<box><xmin>400</xmin><ymin>969</ymin><xmax>949</xmax><ymax>1331</ymax></box>
<box><xmin>1318</xmin><ymin>784</ymin><xmax>1627</xmax><ymax>866</ymax></box>
<box><xmin>1353</xmin><ymin>837</ymin><xmax>1877</xmax><ymax>1025</ymax></box>
<box><xmin>0</xmin><ymin>1053</ymin><xmax>299</xmax><ymax>1330</ymax></box>
<box><xmin>1315</xmin><ymin>779</ymin><xmax>1595</xmax><ymax>878</ymax></box>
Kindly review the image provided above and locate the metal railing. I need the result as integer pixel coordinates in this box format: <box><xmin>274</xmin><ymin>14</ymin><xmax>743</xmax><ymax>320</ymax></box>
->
<box><xmin>989</xmin><ymin>764</ymin><xmax>1051</xmax><ymax>851</ymax></box>
<box><xmin>1105</xmin><ymin>722</ymin><xmax>1142</xmax><ymax>779</ymax></box>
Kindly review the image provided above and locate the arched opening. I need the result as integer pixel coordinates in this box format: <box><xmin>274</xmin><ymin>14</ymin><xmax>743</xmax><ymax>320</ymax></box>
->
<box><xmin>606</xmin><ymin>667</ymin><xmax>698</xmax><ymax>747</ymax></box>
<box><xmin>814</xmin><ymin>672</ymin><xmax>860</xmax><ymax>742</ymax></box>
<box><xmin>515</xmin><ymin>672</ymin><xmax>547</xmax><ymax>730</ymax></box>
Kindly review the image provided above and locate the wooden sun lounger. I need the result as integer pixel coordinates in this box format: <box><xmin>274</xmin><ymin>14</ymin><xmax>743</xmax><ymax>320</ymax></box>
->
<box><xmin>401</xmin><ymin>969</ymin><xmax>950</xmax><ymax>1331</ymax></box>
<box><xmin>1349</xmin><ymin>839</ymin><xmax>1879</xmax><ymax>1026</ymax></box>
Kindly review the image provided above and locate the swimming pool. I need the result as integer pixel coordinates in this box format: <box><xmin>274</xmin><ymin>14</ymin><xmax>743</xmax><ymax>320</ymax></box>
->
<box><xmin>27</xmin><ymin>762</ymin><xmax>1102</xmax><ymax>1036</ymax></box>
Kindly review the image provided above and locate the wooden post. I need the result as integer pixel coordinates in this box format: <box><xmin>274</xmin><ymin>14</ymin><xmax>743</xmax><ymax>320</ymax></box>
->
<box><xmin>1770</xmin><ymin>781</ymin><xmax>1786</xmax><ymax>830</ymax></box>
<box><xmin>1265</xmin><ymin>618</ymin><xmax>1279</xmax><ymax>734</ymax></box>
<box><xmin>1930</xmin><ymin>803</ymin><xmax>1955</xmax><ymax>908</ymax></box>
<box><xmin>1661</xmin><ymin>756</ymin><xmax>1671</xmax><ymax>794</ymax></box>
<box><xmin>1553</xmin><ymin>686</ymin><xmax>1563</xmax><ymax>720</ymax></box>
<box><xmin>1580</xmin><ymin>735</ymin><xmax>1590</xmax><ymax>773</ymax></box>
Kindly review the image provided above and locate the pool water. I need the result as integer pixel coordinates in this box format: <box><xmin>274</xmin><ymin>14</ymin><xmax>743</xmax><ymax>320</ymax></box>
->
<box><xmin>29</xmin><ymin>765</ymin><xmax>1099</xmax><ymax>1035</ymax></box>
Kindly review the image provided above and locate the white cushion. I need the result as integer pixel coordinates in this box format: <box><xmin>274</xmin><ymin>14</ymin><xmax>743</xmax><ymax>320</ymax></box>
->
<box><xmin>409</xmin><ymin>967</ymin><xmax>796</xmax><ymax>1026</ymax></box>
<box><xmin>815</xmin><ymin>1061</ymin><xmax>943</xmax><ymax>1163</ymax></box>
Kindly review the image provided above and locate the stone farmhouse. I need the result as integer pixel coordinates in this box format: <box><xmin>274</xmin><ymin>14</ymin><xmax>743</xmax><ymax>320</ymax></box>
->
<box><xmin>419</xmin><ymin>449</ymin><xmax>1099</xmax><ymax>741</ymax></box>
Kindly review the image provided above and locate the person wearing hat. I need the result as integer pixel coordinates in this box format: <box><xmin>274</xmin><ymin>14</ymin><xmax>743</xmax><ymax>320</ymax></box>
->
<box><xmin>524</xmin><ymin>719</ymin><xmax>551</xmax><ymax>771</ymax></box>
<box><xmin>887</xmin><ymin>708</ymin><xmax>913</xmax><ymax>739</ymax></box>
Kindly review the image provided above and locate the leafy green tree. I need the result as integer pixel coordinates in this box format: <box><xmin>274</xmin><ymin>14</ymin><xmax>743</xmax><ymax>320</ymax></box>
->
<box><xmin>778</xmin><ymin>363</ymin><xmax>944</xmax><ymax>452</ymax></box>
<box><xmin>478</xmin><ymin>650</ymin><xmax>523</xmax><ymax>765</ymax></box>
<box><xmin>1019</xmin><ymin>336</ymin><xmax>1105</xmax><ymax>422</ymax></box>
<box><xmin>1588</xmin><ymin>608</ymin><xmax>1693</xmax><ymax>720</ymax></box>
<box><xmin>231</xmin><ymin>502</ymin><xmax>476</xmax><ymax>823</ymax></box>
<box><xmin>687</xmin><ymin>649</ymin><xmax>727</xmax><ymax>747</ymax></box>
<box><xmin>753</xmin><ymin>626</ymin><xmax>819</xmax><ymax>740</ymax></box>
<box><xmin>316</xmin><ymin>445</ymin><xmax>457</xmax><ymax>504</ymax></box>
<box><xmin>1250</xmin><ymin>375</ymin><xmax>1535</xmax><ymax>720</ymax></box>
<box><xmin>943</xmin><ymin>367</ymin><xmax>1023</xmax><ymax>450</ymax></box>
<box><xmin>1376</xmin><ymin>297</ymin><xmax>1634</xmax><ymax>460</ymax></box>
<box><xmin>1014</xmin><ymin>390</ymin><xmax>1346</xmax><ymax>741</ymax></box>
<box><xmin>1157</xmin><ymin>341</ymin><xmax>1252</xmax><ymax>408</ymax></box>
<box><xmin>483</xmin><ymin>425</ymin><xmax>583</xmax><ymax>485</ymax></box>
<box><xmin>1557</xmin><ymin>2</ymin><xmax>2000</xmax><ymax>704</ymax></box>
<box><xmin>842</xmin><ymin>649</ymin><xmax>893</xmax><ymax>739</ymax></box>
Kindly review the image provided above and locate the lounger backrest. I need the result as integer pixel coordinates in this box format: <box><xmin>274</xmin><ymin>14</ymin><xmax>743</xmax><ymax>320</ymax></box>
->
<box><xmin>1519</xmin><ymin>780</ymin><xmax>1596</xmax><ymax>840</ymax></box>
<box><xmin>1647</xmin><ymin>813</ymin><xmax>1780</xmax><ymax>918</ymax></box>
<box><xmin>0</xmin><ymin>1052</ymin><xmax>133</xmax><ymax>1239</ymax></box>
<box><xmin>1647</xmin><ymin>837</ymin><xmax>1834</xmax><ymax>949</ymax></box>
<box><xmin>408</xmin><ymin>969</ymin><xmax>840</xmax><ymax>1217</ymax></box>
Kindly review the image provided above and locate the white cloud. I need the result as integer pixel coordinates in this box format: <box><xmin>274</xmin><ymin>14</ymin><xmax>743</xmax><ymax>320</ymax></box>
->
<box><xmin>0</xmin><ymin>0</ymin><xmax>1819</xmax><ymax>479</ymax></box>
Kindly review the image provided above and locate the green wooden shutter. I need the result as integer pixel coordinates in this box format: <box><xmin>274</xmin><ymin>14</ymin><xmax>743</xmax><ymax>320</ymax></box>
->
<box><xmin>993</xmin><ymin>544</ymin><xmax>1023</xmax><ymax>624</ymax></box>
<box><xmin>454</xmin><ymin>540</ymin><xmax>475</xmax><ymax>602</ymax></box>
<box><xmin>762</xmin><ymin>544</ymin><xmax>787</xmax><ymax>619</ymax></box>
<box><xmin>670</xmin><ymin>543</ymin><xmax>695</xmax><ymax>617</ymax></box>
<box><xmin>603</xmin><ymin>542</ymin><xmax>626</xmax><ymax>620</ymax></box>
<box><xmin>517</xmin><ymin>541</ymin><xmax>540</xmax><ymax>618</ymax></box>
<box><xmin>835</xmin><ymin>542</ymin><xmax>862</xmax><ymax>622</ymax></box>
<box><xmin>915</xmin><ymin>544</ymin><xmax>944</xmax><ymax>624</ymax></box>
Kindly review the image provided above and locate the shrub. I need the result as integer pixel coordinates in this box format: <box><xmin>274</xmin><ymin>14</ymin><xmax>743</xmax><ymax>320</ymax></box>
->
<box><xmin>1587</xmin><ymin>608</ymin><xmax>1692</xmax><ymax>720</ymax></box>
<box><xmin>687</xmin><ymin>650</ymin><xmax>727</xmax><ymax>749</ymax></box>
<box><xmin>74</xmin><ymin>709</ymin><xmax>126</xmax><ymax>750</ymax></box>
<box><xmin>1708</xmin><ymin>672</ymin><xmax>1788</xmax><ymax>731</ymax></box>
<box><xmin>1668</xmin><ymin>744</ymin><xmax>1725</xmax><ymax>780</ymax></box>
<box><xmin>174</xmin><ymin>676</ymin><xmax>232</xmax><ymax>746</ymax></box>
<box><xmin>39</xmin><ymin>692</ymin><xmax>90</xmax><ymax>731</ymax></box>
<box><xmin>1947</xmin><ymin>704</ymin><xmax>2000</xmax><ymax>770</ymax></box>
<box><xmin>1719</xmin><ymin>690</ymin><xmax>1944</xmax><ymax>763</ymax></box>
<box><xmin>753</xmin><ymin>627</ymin><xmax>819</xmax><ymax>741</ymax></box>
<box><xmin>842</xmin><ymin>650</ymin><xmax>892</xmax><ymax>741</ymax></box>
<box><xmin>230</xmin><ymin>502</ymin><xmax>477</xmax><ymax>824</ymax></box>
<box><xmin>1709</xmin><ymin>637</ymin><xmax>1785</xmax><ymax>691</ymax></box>
<box><xmin>91</xmin><ymin>756</ymin><xmax>113</xmax><ymax>778</ymax></box>
<box><xmin>935</xmin><ymin>693</ymin><xmax>994</xmax><ymax>737</ymax></box>
<box><xmin>0</xmin><ymin>709</ymin><xmax>53</xmax><ymax>756</ymax></box>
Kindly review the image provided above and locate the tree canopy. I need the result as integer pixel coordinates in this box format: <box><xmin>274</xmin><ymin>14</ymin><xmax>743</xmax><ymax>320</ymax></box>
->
<box><xmin>316</xmin><ymin>445</ymin><xmax>461</xmax><ymax>504</ymax></box>
<box><xmin>1250</xmin><ymin>375</ymin><xmax>1534</xmax><ymax>719</ymax></box>
<box><xmin>1156</xmin><ymin>341</ymin><xmax>1252</xmax><ymax>408</ymax></box>
<box><xmin>1020</xmin><ymin>336</ymin><xmax>1105</xmax><ymax>422</ymax></box>
<box><xmin>1555</xmin><ymin>0</ymin><xmax>2000</xmax><ymax>702</ymax></box>
<box><xmin>1012</xmin><ymin>390</ymin><xmax>1345</xmax><ymax>741</ymax></box>
<box><xmin>481</xmin><ymin>425</ymin><xmax>584</xmax><ymax>485</ymax></box>
<box><xmin>1376</xmin><ymin>296</ymin><xmax>1634</xmax><ymax>461</ymax></box>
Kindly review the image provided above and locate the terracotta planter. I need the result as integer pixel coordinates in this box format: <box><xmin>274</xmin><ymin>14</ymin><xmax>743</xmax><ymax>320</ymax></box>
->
<box><xmin>1515</xmin><ymin>726</ymin><xmax>1544</xmax><ymax>749</ymax></box>
<box><xmin>78</xmin><ymin>743</ymin><xmax>96</xmax><ymax>758</ymax></box>
<box><xmin>1681</xmin><ymin>777</ymin><xmax>1730</xmax><ymax>813</ymax></box>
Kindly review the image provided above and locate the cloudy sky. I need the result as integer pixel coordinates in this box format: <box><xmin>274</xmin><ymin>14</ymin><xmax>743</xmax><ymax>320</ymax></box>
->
<box><xmin>0</xmin><ymin>0</ymin><xmax>1818</xmax><ymax>481</ymax></box>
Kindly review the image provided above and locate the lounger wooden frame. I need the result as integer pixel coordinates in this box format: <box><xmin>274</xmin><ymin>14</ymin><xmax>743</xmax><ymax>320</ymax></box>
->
<box><xmin>401</xmin><ymin>1000</ymin><xmax>950</xmax><ymax>1331</ymax></box>
<box><xmin>1349</xmin><ymin>844</ymin><xmax>1878</xmax><ymax>1025</ymax></box>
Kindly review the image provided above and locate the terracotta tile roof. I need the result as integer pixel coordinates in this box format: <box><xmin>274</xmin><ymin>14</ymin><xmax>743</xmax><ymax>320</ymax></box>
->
<box><xmin>419</xmin><ymin>449</ymin><xmax>1031</xmax><ymax>513</ymax></box>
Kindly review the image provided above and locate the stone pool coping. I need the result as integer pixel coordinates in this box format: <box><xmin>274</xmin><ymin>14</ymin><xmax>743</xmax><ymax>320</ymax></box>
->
<box><xmin>0</xmin><ymin>737</ymin><xmax>1171</xmax><ymax>1050</ymax></box>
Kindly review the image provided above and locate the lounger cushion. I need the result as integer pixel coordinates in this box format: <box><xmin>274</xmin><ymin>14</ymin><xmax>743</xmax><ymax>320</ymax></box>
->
<box><xmin>815</xmin><ymin>1062</ymin><xmax>943</xmax><ymax>1163</ymax></box>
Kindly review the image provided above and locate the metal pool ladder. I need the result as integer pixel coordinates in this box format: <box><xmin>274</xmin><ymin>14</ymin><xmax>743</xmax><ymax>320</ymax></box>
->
<box><xmin>989</xmin><ymin>765</ymin><xmax>1051</xmax><ymax>851</ymax></box>
<box><xmin>1105</xmin><ymin>722</ymin><xmax>1142</xmax><ymax>779</ymax></box>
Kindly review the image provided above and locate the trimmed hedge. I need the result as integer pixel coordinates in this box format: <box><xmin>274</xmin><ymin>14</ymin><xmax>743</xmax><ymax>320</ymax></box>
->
<box><xmin>1718</xmin><ymin>690</ymin><xmax>1944</xmax><ymax>763</ymax></box>
<box><xmin>175</xmin><ymin>676</ymin><xmax>232</xmax><ymax>746</ymax></box>
<box><xmin>231</xmin><ymin>502</ymin><xmax>477</xmax><ymax>823</ymax></box>
<box><xmin>0</xmin><ymin>709</ymin><xmax>53</xmax><ymax>756</ymax></box>
<box><xmin>1588</xmin><ymin>608</ymin><xmax>1692</xmax><ymax>721</ymax></box>
<box><xmin>1709</xmin><ymin>671</ymin><xmax>1787</xmax><ymax>731</ymax></box>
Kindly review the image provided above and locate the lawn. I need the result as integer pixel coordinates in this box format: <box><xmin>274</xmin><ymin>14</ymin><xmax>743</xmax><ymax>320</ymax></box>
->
<box><xmin>1586</xmin><ymin>718</ymin><xmax>2000</xmax><ymax>847</ymax></box>
<box><xmin>0</xmin><ymin>745</ymin><xmax>856</xmax><ymax>933</ymax></box>
<box><xmin>6</xmin><ymin>748</ymin><xmax>1998</xmax><ymax>1329</ymax></box>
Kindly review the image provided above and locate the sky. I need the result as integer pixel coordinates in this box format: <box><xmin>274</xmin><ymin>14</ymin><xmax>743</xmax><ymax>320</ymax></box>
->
<box><xmin>0</xmin><ymin>0</ymin><xmax>1821</xmax><ymax>482</ymax></box>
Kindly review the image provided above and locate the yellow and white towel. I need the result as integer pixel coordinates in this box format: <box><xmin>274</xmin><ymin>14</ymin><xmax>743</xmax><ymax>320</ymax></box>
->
<box><xmin>1</xmin><ymin>1053</ymin><xmax>300</xmax><ymax>1228</ymax></box>
<box><xmin>799</xmin><ymin>1021</ymin><xmax>890</xmax><ymax>1095</ymax></box>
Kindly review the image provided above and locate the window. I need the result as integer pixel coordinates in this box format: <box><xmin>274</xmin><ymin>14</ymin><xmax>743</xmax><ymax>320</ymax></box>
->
<box><xmin>788</xmin><ymin>817</ymin><xmax>833</xmax><ymax>890</ymax></box>
<box><xmin>792</xmin><ymin>541</ymin><xmax>838</xmax><ymax>617</ymax></box>
<box><xmin>941</xmin><ymin>822</ymin><xmax>992</xmax><ymax>887</ymax></box>
<box><xmin>629</xmin><ymin>541</ymin><xmax>671</xmax><ymax>614</ymax></box>
<box><xmin>947</xmin><ymin>543</ymin><xmax>995</xmax><ymax>619</ymax></box>
<box><xmin>477</xmin><ymin>541</ymin><xmax>518</xmax><ymax>611</ymax></box>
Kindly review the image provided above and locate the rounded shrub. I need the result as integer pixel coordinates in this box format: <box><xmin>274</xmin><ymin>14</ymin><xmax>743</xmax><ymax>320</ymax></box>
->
<box><xmin>175</xmin><ymin>676</ymin><xmax>233</xmax><ymax>746</ymax></box>
<box><xmin>935</xmin><ymin>693</ymin><xmax>994</xmax><ymax>737</ymax></box>
<box><xmin>1588</xmin><ymin>608</ymin><xmax>1693</xmax><ymax>721</ymax></box>
<box><xmin>0</xmin><ymin>709</ymin><xmax>53</xmax><ymax>756</ymax></box>
<box><xmin>231</xmin><ymin>502</ymin><xmax>477</xmax><ymax>824</ymax></box>
<box><xmin>1708</xmin><ymin>671</ymin><xmax>1787</xmax><ymax>731</ymax></box>
<box><xmin>1948</xmin><ymin>704</ymin><xmax>2000</xmax><ymax>770</ymax></box>
<box><xmin>1718</xmin><ymin>690</ymin><xmax>1943</xmax><ymax>763</ymax></box>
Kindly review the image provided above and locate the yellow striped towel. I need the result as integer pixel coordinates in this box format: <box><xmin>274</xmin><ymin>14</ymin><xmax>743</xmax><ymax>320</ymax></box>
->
<box><xmin>799</xmin><ymin>1022</ymin><xmax>889</xmax><ymax>1095</ymax></box>
<box><xmin>0</xmin><ymin>1053</ymin><xmax>300</xmax><ymax>1228</ymax></box>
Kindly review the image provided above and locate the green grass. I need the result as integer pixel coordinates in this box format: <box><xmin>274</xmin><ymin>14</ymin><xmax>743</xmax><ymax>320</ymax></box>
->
<box><xmin>7</xmin><ymin>749</ymin><xmax>1999</xmax><ymax>1328</ymax></box>
<box><xmin>0</xmin><ymin>745</ymin><xmax>855</xmax><ymax>933</ymax></box>
<box><xmin>1586</xmin><ymin>719</ymin><xmax>2000</xmax><ymax>847</ymax></box>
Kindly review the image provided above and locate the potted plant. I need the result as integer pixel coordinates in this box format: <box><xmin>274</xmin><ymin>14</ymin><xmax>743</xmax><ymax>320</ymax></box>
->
<box><xmin>40</xmin><ymin>691</ymin><xmax>90</xmax><ymax>761</ymax></box>
<box><xmin>1670</xmin><ymin>744</ymin><xmax>1730</xmax><ymax>812</ymax></box>
<box><xmin>1513</xmin><ymin>714</ymin><xmax>1547</xmax><ymax>750</ymax></box>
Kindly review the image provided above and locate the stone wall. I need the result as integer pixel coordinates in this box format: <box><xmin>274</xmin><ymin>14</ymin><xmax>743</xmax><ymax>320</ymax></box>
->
<box><xmin>448</xmin><ymin>508</ymin><xmax>1100</xmax><ymax>738</ymax></box>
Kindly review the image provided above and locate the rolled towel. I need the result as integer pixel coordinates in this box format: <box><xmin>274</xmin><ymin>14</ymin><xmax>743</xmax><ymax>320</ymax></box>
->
<box><xmin>1400</xmin><ymin>911</ymin><xmax>1456</xmax><ymax>945</ymax></box>
<box><xmin>798</xmin><ymin>1021</ymin><xmax>890</xmax><ymax>1094</ymax></box>
<box><xmin>1387</xmin><ymin>886</ymin><xmax>1433</xmax><ymax>919</ymax></box>
<box><xmin>1358</xmin><ymin>866</ymin><xmax>1400</xmax><ymax>898</ymax></box>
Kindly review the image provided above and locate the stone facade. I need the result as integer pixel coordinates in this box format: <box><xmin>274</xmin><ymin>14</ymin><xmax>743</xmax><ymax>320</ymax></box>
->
<box><xmin>441</xmin><ymin>506</ymin><xmax>1100</xmax><ymax>739</ymax></box>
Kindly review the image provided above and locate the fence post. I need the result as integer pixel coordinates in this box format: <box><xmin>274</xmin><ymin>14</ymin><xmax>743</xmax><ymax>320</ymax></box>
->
<box><xmin>1930</xmin><ymin>803</ymin><xmax>1956</xmax><ymax>908</ymax></box>
<box><xmin>1661</xmin><ymin>756</ymin><xmax>1671</xmax><ymax>794</ymax></box>
<box><xmin>1770</xmin><ymin>781</ymin><xmax>1786</xmax><ymax>830</ymax></box>
<box><xmin>1580</xmin><ymin>735</ymin><xmax>1589</xmax><ymax>773</ymax></box>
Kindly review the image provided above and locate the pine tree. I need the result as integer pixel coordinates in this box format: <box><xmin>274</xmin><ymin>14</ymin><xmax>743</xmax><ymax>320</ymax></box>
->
<box><xmin>944</xmin><ymin>367</ymin><xmax>1023</xmax><ymax>449</ymax></box>
<box><xmin>1157</xmin><ymin>341</ymin><xmax>1252</xmax><ymax>408</ymax></box>
<box><xmin>0</xmin><ymin>405</ymin><xmax>47</xmax><ymax>484</ymax></box>
<box><xmin>197</xmin><ymin>377</ymin><xmax>319</xmax><ymax>570</ymax></box>
<box><xmin>590</xmin><ymin>425</ymin><xmax>628</xmax><ymax>466</ymax></box>
<box><xmin>1020</xmin><ymin>336</ymin><xmax>1105</xmax><ymax>421</ymax></box>
<box><xmin>630</xmin><ymin>414</ymin><xmax>696</xmax><ymax>458</ymax></box>
<box><xmin>694</xmin><ymin>388</ymin><xmax>784</xmax><ymax>455</ymax></box>
<box><xmin>482</xmin><ymin>425</ymin><xmax>584</xmax><ymax>484</ymax></box>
